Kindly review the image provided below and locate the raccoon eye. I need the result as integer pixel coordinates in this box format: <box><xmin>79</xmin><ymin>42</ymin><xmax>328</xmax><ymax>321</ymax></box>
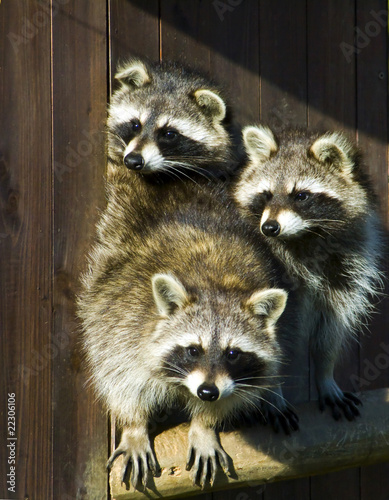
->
<box><xmin>187</xmin><ymin>346</ymin><xmax>200</xmax><ymax>357</ymax></box>
<box><xmin>115</xmin><ymin>121</ymin><xmax>141</xmax><ymax>143</ymax></box>
<box><xmin>295</xmin><ymin>191</ymin><xmax>310</xmax><ymax>202</ymax></box>
<box><xmin>130</xmin><ymin>120</ymin><xmax>141</xmax><ymax>132</ymax></box>
<box><xmin>161</xmin><ymin>129</ymin><xmax>178</xmax><ymax>141</ymax></box>
<box><xmin>227</xmin><ymin>349</ymin><xmax>241</xmax><ymax>361</ymax></box>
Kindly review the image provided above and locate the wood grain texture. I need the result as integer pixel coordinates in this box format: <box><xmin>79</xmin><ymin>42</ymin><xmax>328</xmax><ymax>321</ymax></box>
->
<box><xmin>208</xmin><ymin>0</ymin><xmax>260</xmax><ymax>126</ymax></box>
<box><xmin>259</xmin><ymin>3</ymin><xmax>310</xmax><ymax>499</ymax></box>
<box><xmin>161</xmin><ymin>0</ymin><xmax>260</xmax><ymax>125</ymax></box>
<box><xmin>0</xmin><ymin>1</ymin><xmax>52</xmax><ymax>498</ymax></box>
<box><xmin>356</xmin><ymin>1</ymin><xmax>389</xmax><ymax>498</ymax></box>
<box><xmin>355</xmin><ymin>0</ymin><xmax>388</xmax><ymax>223</ymax></box>
<box><xmin>52</xmin><ymin>1</ymin><xmax>108</xmax><ymax>498</ymax></box>
<box><xmin>1</xmin><ymin>1</ymin><xmax>387</xmax><ymax>499</ymax></box>
<box><xmin>109</xmin><ymin>0</ymin><xmax>159</xmax><ymax>81</ymax></box>
<box><xmin>107</xmin><ymin>0</ymin><xmax>161</xmax><ymax>483</ymax></box>
<box><xmin>161</xmin><ymin>0</ymin><xmax>212</xmax><ymax>71</ymax></box>
<box><xmin>307</xmin><ymin>2</ymin><xmax>362</xmax><ymax>499</ymax></box>
<box><xmin>109</xmin><ymin>388</ymin><xmax>389</xmax><ymax>500</ymax></box>
<box><xmin>307</xmin><ymin>0</ymin><xmax>357</xmax><ymax>135</ymax></box>
<box><xmin>306</xmin><ymin>0</ymin><xmax>358</xmax><ymax>406</ymax></box>
<box><xmin>260</xmin><ymin>0</ymin><xmax>307</xmax><ymax>128</ymax></box>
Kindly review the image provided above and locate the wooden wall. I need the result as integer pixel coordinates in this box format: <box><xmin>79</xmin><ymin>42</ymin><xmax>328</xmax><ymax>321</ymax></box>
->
<box><xmin>0</xmin><ymin>1</ymin><xmax>388</xmax><ymax>499</ymax></box>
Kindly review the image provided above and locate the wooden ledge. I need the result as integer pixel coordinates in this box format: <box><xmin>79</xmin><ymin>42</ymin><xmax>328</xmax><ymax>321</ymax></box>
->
<box><xmin>110</xmin><ymin>388</ymin><xmax>389</xmax><ymax>499</ymax></box>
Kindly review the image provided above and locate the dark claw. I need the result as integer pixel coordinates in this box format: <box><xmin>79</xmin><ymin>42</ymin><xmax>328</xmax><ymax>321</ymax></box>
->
<box><xmin>287</xmin><ymin>409</ymin><xmax>300</xmax><ymax>431</ymax></box>
<box><xmin>268</xmin><ymin>412</ymin><xmax>280</xmax><ymax>433</ymax></box>
<box><xmin>345</xmin><ymin>399</ymin><xmax>361</xmax><ymax>417</ymax></box>
<box><xmin>320</xmin><ymin>390</ymin><xmax>361</xmax><ymax>421</ymax></box>
<box><xmin>186</xmin><ymin>448</ymin><xmax>194</xmax><ymax>471</ymax></box>
<box><xmin>331</xmin><ymin>406</ymin><xmax>342</xmax><ymax>421</ymax></box>
<box><xmin>186</xmin><ymin>440</ymin><xmax>230</xmax><ymax>488</ymax></box>
<box><xmin>342</xmin><ymin>404</ymin><xmax>356</xmax><ymax>421</ymax></box>
<box><xmin>147</xmin><ymin>453</ymin><xmax>160</xmax><ymax>476</ymax></box>
<box><xmin>107</xmin><ymin>447</ymin><xmax>159</xmax><ymax>489</ymax></box>
<box><xmin>130</xmin><ymin>459</ymin><xmax>140</xmax><ymax>489</ymax></box>
<box><xmin>323</xmin><ymin>396</ymin><xmax>341</xmax><ymax>420</ymax></box>
<box><xmin>266</xmin><ymin>404</ymin><xmax>299</xmax><ymax>435</ymax></box>
<box><xmin>344</xmin><ymin>392</ymin><xmax>362</xmax><ymax>406</ymax></box>
<box><xmin>280</xmin><ymin>416</ymin><xmax>291</xmax><ymax>436</ymax></box>
<box><xmin>107</xmin><ymin>449</ymin><xmax>124</xmax><ymax>470</ymax></box>
<box><xmin>341</xmin><ymin>399</ymin><xmax>360</xmax><ymax>420</ymax></box>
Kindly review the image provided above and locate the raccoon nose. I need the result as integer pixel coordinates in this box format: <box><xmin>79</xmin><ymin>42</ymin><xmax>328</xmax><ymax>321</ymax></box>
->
<box><xmin>261</xmin><ymin>220</ymin><xmax>281</xmax><ymax>237</ymax></box>
<box><xmin>197</xmin><ymin>383</ymin><xmax>219</xmax><ymax>402</ymax></box>
<box><xmin>124</xmin><ymin>153</ymin><xmax>145</xmax><ymax>171</ymax></box>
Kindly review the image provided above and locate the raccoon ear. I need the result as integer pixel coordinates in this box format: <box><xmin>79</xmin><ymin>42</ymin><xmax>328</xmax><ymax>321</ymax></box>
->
<box><xmin>152</xmin><ymin>273</ymin><xmax>189</xmax><ymax>316</ymax></box>
<box><xmin>115</xmin><ymin>60</ymin><xmax>151</xmax><ymax>89</ymax></box>
<box><xmin>193</xmin><ymin>89</ymin><xmax>226</xmax><ymax>123</ymax></box>
<box><xmin>243</xmin><ymin>125</ymin><xmax>278</xmax><ymax>162</ymax></box>
<box><xmin>246</xmin><ymin>289</ymin><xmax>288</xmax><ymax>327</ymax></box>
<box><xmin>310</xmin><ymin>132</ymin><xmax>355</xmax><ymax>176</ymax></box>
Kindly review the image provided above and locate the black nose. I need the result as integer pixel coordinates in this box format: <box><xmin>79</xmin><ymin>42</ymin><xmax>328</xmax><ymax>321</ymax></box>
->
<box><xmin>124</xmin><ymin>153</ymin><xmax>145</xmax><ymax>171</ymax></box>
<box><xmin>197</xmin><ymin>383</ymin><xmax>219</xmax><ymax>402</ymax></box>
<box><xmin>261</xmin><ymin>220</ymin><xmax>281</xmax><ymax>237</ymax></box>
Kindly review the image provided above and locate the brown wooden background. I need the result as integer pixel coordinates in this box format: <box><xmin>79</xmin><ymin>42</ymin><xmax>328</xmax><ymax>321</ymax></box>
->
<box><xmin>1</xmin><ymin>1</ymin><xmax>388</xmax><ymax>499</ymax></box>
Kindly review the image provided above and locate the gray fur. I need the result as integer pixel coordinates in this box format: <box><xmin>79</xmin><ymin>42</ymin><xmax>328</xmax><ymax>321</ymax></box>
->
<box><xmin>107</xmin><ymin>58</ymin><xmax>237</xmax><ymax>177</ymax></box>
<box><xmin>234</xmin><ymin>125</ymin><xmax>385</xmax><ymax>420</ymax></box>
<box><xmin>78</xmin><ymin>171</ymin><xmax>293</xmax><ymax>489</ymax></box>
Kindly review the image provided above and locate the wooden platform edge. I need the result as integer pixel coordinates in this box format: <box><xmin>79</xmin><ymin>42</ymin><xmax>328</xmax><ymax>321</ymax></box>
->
<box><xmin>109</xmin><ymin>388</ymin><xmax>389</xmax><ymax>499</ymax></box>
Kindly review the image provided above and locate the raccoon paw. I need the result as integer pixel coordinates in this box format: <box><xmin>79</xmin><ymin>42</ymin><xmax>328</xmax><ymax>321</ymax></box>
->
<box><xmin>319</xmin><ymin>388</ymin><xmax>361</xmax><ymax>421</ymax></box>
<box><xmin>186</xmin><ymin>426</ymin><xmax>230</xmax><ymax>488</ymax></box>
<box><xmin>106</xmin><ymin>429</ymin><xmax>159</xmax><ymax>490</ymax></box>
<box><xmin>262</xmin><ymin>402</ymin><xmax>299</xmax><ymax>435</ymax></box>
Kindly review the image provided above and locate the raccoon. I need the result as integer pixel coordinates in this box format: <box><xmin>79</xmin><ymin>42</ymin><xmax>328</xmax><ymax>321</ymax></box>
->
<box><xmin>233</xmin><ymin>125</ymin><xmax>385</xmax><ymax>420</ymax></box>
<box><xmin>78</xmin><ymin>180</ymin><xmax>296</xmax><ymax>490</ymax></box>
<box><xmin>107</xmin><ymin>58</ymin><xmax>238</xmax><ymax>179</ymax></box>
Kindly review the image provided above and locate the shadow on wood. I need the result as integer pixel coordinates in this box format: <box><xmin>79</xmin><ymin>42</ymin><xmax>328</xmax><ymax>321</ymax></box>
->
<box><xmin>109</xmin><ymin>388</ymin><xmax>389</xmax><ymax>499</ymax></box>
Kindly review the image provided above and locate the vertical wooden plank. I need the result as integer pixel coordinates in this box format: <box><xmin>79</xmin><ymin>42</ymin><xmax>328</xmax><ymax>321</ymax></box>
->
<box><xmin>160</xmin><ymin>1</ymin><xmax>211</xmax><ymax>72</ymax></box>
<box><xmin>207</xmin><ymin>5</ymin><xmax>262</xmax><ymax>493</ymax></box>
<box><xmin>52</xmin><ymin>1</ymin><xmax>108</xmax><ymax>498</ymax></box>
<box><xmin>308</xmin><ymin>0</ymin><xmax>357</xmax><ymax>136</ymax></box>
<box><xmin>0</xmin><ymin>1</ymin><xmax>52</xmax><ymax>498</ymax></box>
<box><xmin>260</xmin><ymin>0</ymin><xmax>307</xmax><ymax>128</ymax></box>
<box><xmin>259</xmin><ymin>2</ymin><xmax>310</xmax><ymax>499</ymax></box>
<box><xmin>259</xmin><ymin>0</ymin><xmax>309</xmax><ymax>401</ymax></box>
<box><xmin>208</xmin><ymin>0</ymin><xmax>260</xmax><ymax>125</ymax></box>
<box><xmin>161</xmin><ymin>0</ymin><xmax>260</xmax><ymax>124</ymax></box>
<box><xmin>161</xmin><ymin>3</ymin><xmax>258</xmax><ymax>496</ymax></box>
<box><xmin>109</xmin><ymin>0</ymin><xmax>159</xmax><ymax>75</ymax></box>
<box><xmin>108</xmin><ymin>1</ymin><xmax>161</xmax><ymax>496</ymax></box>
<box><xmin>307</xmin><ymin>0</ymin><xmax>358</xmax><ymax>398</ymax></box>
<box><xmin>356</xmin><ymin>0</ymin><xmax>388</xmax><ymax>221</ymax></box>
<box><xmin>307</xmin><ymin>1</ymin><xmax>361</xmax><ymax>499</ymax></box>
<box><xmin>155</xmin><ymin>12</ymin><xmax>212</xmax><ymax>498</ymax></box>
<box><xmin>356</xmin><ymin>2</ymin><xmax>389</xmax><ymax>499</ymax></box>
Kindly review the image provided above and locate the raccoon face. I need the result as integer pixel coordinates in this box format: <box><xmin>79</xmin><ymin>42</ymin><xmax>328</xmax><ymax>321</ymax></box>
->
<box><xmin>107</xmin><ymin>59</ymin><xmax>231</xmax><ymax>175</ymax></box>
<box><xmin>249</xmin><ymin>183</ymin><xmax>346</xmax><ymax>239</ymax></box>
<box><xmin>234</xmin><ymin>125</ymin><xmax>368</xmax><ymax>239</ymax></box>
<box><xmin>151</xmin><ymin>273</ymin><xmax>287</xmax><ymax>404</ymax></box>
